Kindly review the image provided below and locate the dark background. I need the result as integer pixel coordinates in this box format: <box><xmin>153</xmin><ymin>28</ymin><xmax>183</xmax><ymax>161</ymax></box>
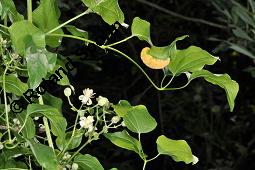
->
<box><xmin>17</xmin><ymin>0</ymin><xmax>255</xmax><ymax>169</ymax></box>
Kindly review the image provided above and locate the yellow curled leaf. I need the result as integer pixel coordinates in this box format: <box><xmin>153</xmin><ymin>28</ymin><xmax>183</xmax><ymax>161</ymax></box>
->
<box><xmin>140</xmin><ymin>47</ymin><xmax>170</xmax><ymax>69</ymax></box>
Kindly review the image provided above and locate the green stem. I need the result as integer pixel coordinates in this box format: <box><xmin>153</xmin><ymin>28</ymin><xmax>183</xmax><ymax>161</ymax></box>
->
<box><xmin>2</xmin><ymin>59</ymin><xmax>14</xmax><ymax>142</ymax></box>
<box><xmin>106</xmin><ymin>35</ymin><xmax>134</xmax><ymax>47</ymax></box>
<box><xmin>0</xmin><ymin>24</ymin><xmax>8</xmax><ymax>30</ymax></box>
<box><xmin>27</xmin><ymin>0</ymin><xmax>32</xmax><ymax>23</ymax></box>
<box><xmin>160</xmin><ymin>74</ymin><xmax>167</xmax><ymax>88</ymax></box>
<box><xmin>42</xmin><ymin>117</ymin><xmax>54</xmax><ymax>150</ymax></box>
<box><xmin>66</xmin><ymin>138</ymin><xmax>92</xmax><ymax>163</ymax></box>
<box><xmin>162</xmin><ymin>75</ymin><xmax>175</xmax><ymax>89</ymax></box>
<box><xmin>146</xmin><ymin>154</ymin><xmax>160</xmax><ymax>162</ymax></box>
<box><xmin>143</xmin><ymin>161</ymin><xmax>147</xmax><ymax>170</ymax></box>
<box><xmin>38</xmin><ymin>96</ymin><xmax>54</xmax><ymax>150</ymax></box>
<box><xmin>58</xmin><ymin>113</ymin><xmax>79</xmax><ymax>157</ymax></box>
<box><xmin>47</xmin><ymin>33</ymin><xmax>97</xmax><ymax>45</ymax></box>
<box><xmin>104</xmin><ymin>46</ymin><xmax>161</xmax><ymax>90</ymax></box>
<box><xmin>162</xmin><ymin>80</ymin><xmax>191</xmax><ymax>91</ymax></box>
<box><xmin>4</xmin><ymin>17</ymin><xmax>7</xmax><ymax>27</ymax></box>
<box><xmin>46</xmin><ymin>34</ymin><xmax>192</xmax><ymax>92</ymax></box>
<box><xmin>46</xmin><ymin>9</ymin><xmax>91</xmax><ymax>35</ymax></box>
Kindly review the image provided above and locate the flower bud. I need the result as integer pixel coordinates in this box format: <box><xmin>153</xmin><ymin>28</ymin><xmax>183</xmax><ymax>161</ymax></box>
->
<box><xmin>64</xmin><ymin>87</ymin><xmax>72</xmax><ymax>97</ymax></box>
<box><xmin>97</xmin><ymin>96</ymin><xmax>109</xmax><ymax>107</ymax></box>
<box><xmin>111</xmin><ymin>116</ymin><xmax>120</xmax><ymax>124</ymax></box>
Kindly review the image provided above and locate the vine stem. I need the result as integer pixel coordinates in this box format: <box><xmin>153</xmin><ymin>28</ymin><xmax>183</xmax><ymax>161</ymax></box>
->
<box><xmin>46</xmin><ymin>9</ymin><xmax>91</xmax><ymax>35</ymax></box>
<box><xmin>143</xmin><ymin>161</ymin><xmax>147</xmax><ymax>170</ymax></box>
<box><xmin>47</xmin><ymin>33</ymin><xmax>97</xmax><ymax>45</ymax></box>
<box><xmin>58</xmin><ymin>112</ymin><xmax>79</xmax><ymax>157</ymax></box>
<box><xmin>162</xmin><ymin>75</ymin><xmax>175</xmax><ymax>89</ymax></box>
<box><xmin>104</xmin><ymin>46</ymin><xmax>162</xmax><ymax>91</ymax></box>
<box><xmin>0</xmin><ymin>24</ymin><xmax>8</xmax><ymax>30</ymax></box>
<box><xmin>38</xmin><ymin>96</ymin><xmax>54</xmax><ymax>151</ymax></box>
<box><xmin>142</xmin><ymin>154</ymin><xmax>160</xmax><ymax>170</ymax></box>
<box><xmin>106</xmin><ymin>35</ymin><xmax>134</xmax><ymax>47</ymax></box>
<box><xmin>27</xmin><ymin>0</ymin><xmax>32</xmax><ymax>23</ymax></box>
<box><xmin>3</xmin><ymin>66</ymin><xmax>11</xmax><ymax>142</ymax></box>
<box><xmin>45</xmin><ymin>33</ymin><xmax>192</xmax><ymax>91</ymax></box>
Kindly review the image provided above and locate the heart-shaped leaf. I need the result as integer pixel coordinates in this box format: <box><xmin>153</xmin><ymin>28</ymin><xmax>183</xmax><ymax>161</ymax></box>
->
<box><xmin>156</xmin><ymin>135</ymin><xmax>193</xmax><ymax>164</ymax></box>
<box><xmin>82</xmin><ymin>0</ymin><xmax>124</xmax><ymax>25</ymax></box>
<box><xmin>190</xmin><ymin>69</ymin><xmax>239</xmax><ymax>112</ymax></box>
<box><xmin>27</xmin><ymin>104</ymin><xmax>67</xmax><ymax>137</ymax></box>
<box><xmin>9</xmin><ymin>20</ymin><xmax>45</xmax><ymax>55</ymax></box>
<box><xmin>27</xmin><ymin>139</ymin><xmax>58</xmax><ymax>170</ymax></box>
<box><xmin>74</xmin><ymin>154</ymin><xmax>104</xmax><ymax>170</ymax></box>
<box><xmin>123</xmin><ymin>105</ymin><xmax>157</xmax><ymax>133</ymax></box>
<box><xmin>112</xmin><ymin>100</ymin><xmax>132</xmax><ymax>117</ymax></box>
<box><xmin>104</xmin><ymin>130</ymin><xmax>143</xmax><ymax>156</ymax></box>
<box><xmin>0</xmin><ymin>74</ymin><xmax>28</xmax><ymax>96</ymax></box>
<box><xmin>168</xmin><ymin>46</ymin><xmax>219</xmax><ymax>75</ymax></box>
<box><xmin>33</xmin><ymin>0</ymin><xmax>63</xmax><ymax>47</ymax></box>
<box><xmin>25</xmin><ymin>47</ymin><xmax>57</xmax><ymax>89</ymax></box>
<box><xmin>131</xmin><ymin>17</ymin><xmax>152</xmax><ymax>45</ymax></box>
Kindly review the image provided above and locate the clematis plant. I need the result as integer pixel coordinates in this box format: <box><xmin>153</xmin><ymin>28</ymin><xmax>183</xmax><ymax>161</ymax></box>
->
<box><xmin>0</xmin><ymin>0</ymin><xmax>239</xmax><ymax>169</ymax></box>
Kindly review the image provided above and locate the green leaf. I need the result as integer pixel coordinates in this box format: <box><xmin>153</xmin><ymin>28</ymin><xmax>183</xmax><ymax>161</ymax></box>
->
<box><xmin>9</xmin><ymin>20</ymin><xmax>45</xmax><ymax>55</ymax></box>
<box><xmin>65</xmin><ymin>25</ymin><xmax>88</xmax><ymax>39</ymax></box>
<box><xmin>74</xmin><ymin>154</ymin><xmax>104</xmax><ymax>170</ymax></box>
<box><xmin>56</xmin><ymin>130</ymin><xmax>83</xmax><ymax>151</ymax></box>
<box><xmin>104</xmin><ymin>130</ymin><xmax>143</xmax><ymax>155</ymax></box>
<box><xmin>25</xmin><ymin>47</ymin><xmax>57</xmax><ymax>89</ymax></box>
<box><xmin>131</xmin><ymin>17</ymin><xmax>152</xmax><ymax>44</ymax></box>
<box><xmin>26</xmin><ymin>139</ymin><xmax>58</xmax><ymax>170</ymax></box>
<box><xmin>148</xmin><ymin>35</ymin><xmax>188</xmax><ymax>60</ymax></box>
<box><xmin>33</xmin><ymin>0</ymin><xmax>63</xmax><ymax>47</ymax></box>
<box><xmin>27</xmin><ymin>104</ymin><xmax>67</xmax><ymax>137</ymax></box>
<box><xmin>156</xmin><ymin>135</ymin><xmax>193</xmax><ymax>164</ymax></box>
<box><xmin>0</xmin><ymin>0</ymin><xmax>24</xmax><ymax>22</ymax></box>
<box><xmin>112</xmin><ymin>100</ymin><xmax>132</xmax><ymax>117</ymax></box>
<box><xmin>42</xmin><ymin>92</ymin><xmax>63</xmax><ymax>112</ymax></box>
<box><xmin>65</xmin><ymin>25</ymin><xmax>89</xmax><ymax>45</ymax></box>
<box><xmin>168</xmin><ymin>46</ymin><xmax>219</xmax><ymax>75</ymax></box>
<box><xmin>0</xmin><ymin>74</ymin><xmax>28</xmax><ymax>96</ymax></box>
<box><xmin>17</xmin><ymin>111</ymin><xmax>35</xmax><ymax>139</ymax></box>
<box><xmin>123</xmin><ymin>105</ymin><xmax>157</xmax><ymax>133</ymax></box>
<box><xmin>190</xmin><ymin>70</ymin><xmax>239</xmax><ymax>112</ymax></box>
<box><xmin>82</xmin><ymin>0</ymin><xmax>124</xmax><ymax>25</ymax></box>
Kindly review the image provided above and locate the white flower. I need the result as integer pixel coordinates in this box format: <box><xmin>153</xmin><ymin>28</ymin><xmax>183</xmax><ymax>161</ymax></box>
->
<box><xmin>13</xmin><ymin>118</ymin><xmax>20</xmax><ymax>125</ymax></box>
<box><xmin>64</xmin><ymin>87</ymin><xmax>72</xmax><ymax>97</ymax></box>
<box><xmin>192</xmin><ymin>155</ymin><xmax>199</xmax><ymax>165</ymax></box>
<box><xmin>97</xmin><ymin>96</ymin><xmax>109</xmax><ymax>107</ymax></box>
<box><xmin>79</xmin><ymin>116</ymin><xmax>94</xmax><ymax>129</ymax></box>
<box><xmin>111</xmin><ymin>116</ymin><xmax>120</xmax><ymax>124</ymax></box>
<box><xmin>63</xmin><ymin>152</ymin><xmax>71</xmax><ymax>160</ymax></box>
<box><xmin>79</xmin><ymin>88</ymin><xmax>95</xmax><ymax>105</ymax></box>
<box><xmin>0</xmin><ymin>142</ymin><xmax>3</xmax><ymax>150</ymax></box>
<box><xmin>71</xmin><ymin>163</ymin><xmax>79</xmax><ymax>170</ymax></box>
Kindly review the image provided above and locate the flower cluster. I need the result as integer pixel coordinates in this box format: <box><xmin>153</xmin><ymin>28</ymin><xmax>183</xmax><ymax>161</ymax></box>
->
<box><xmin>64</xmin><ymin>87</ymin><xmax>125</xmax><ymax>136</ymax></box>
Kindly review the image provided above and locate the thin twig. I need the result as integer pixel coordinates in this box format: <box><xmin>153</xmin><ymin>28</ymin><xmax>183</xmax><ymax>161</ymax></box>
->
<box><xmin>134</xmin><ymin>0</ymin><xmax>228</xmax><ymax>29</ymax></box>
